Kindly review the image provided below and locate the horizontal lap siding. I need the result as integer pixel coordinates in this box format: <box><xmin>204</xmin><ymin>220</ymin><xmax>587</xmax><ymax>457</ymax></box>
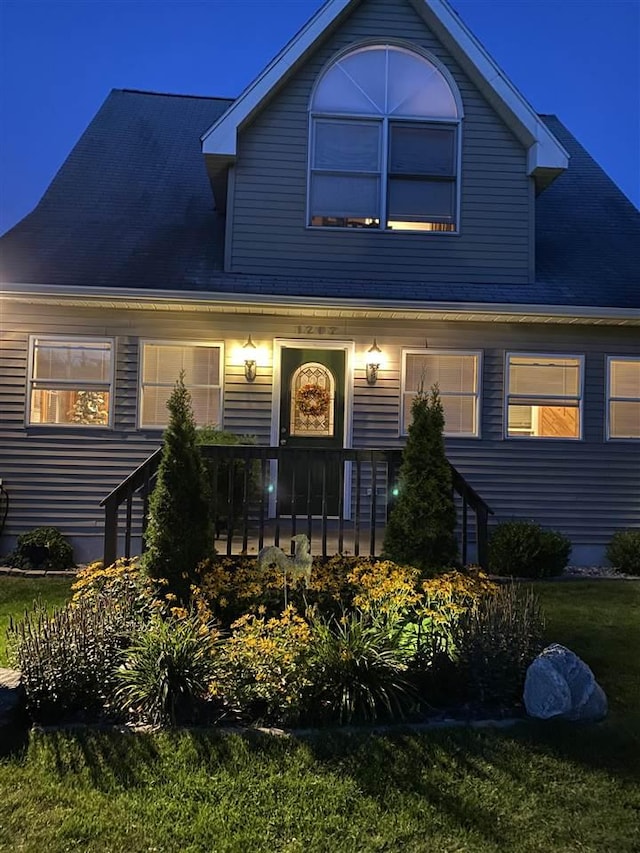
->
<box><xmin>230</xmin><ymin>0</ymin><xmax>532</xmax><ymax>284</ymax></box>
<box><xmin>1</xmin><ymin>304</ymin><xmax>638</xmax><ymax>559</ymax></box>
<box><xmin>1</xmin><ymin>317</ymin><xmax>156</xmax><ymax>561</ymax></box>
<box><xmin>0</xmin><ymin>304</ymin><xmax>278</xmax><ymax>561</ymax></box>
<box><xmin>354</xmin><ymin>321</ymin><xmax>640</xmax><ymax>548</ymax></box>
<box><xmin>446</xmin><ymin>443</ymin><xmax>640</xmax><ymax>547</ymax></box>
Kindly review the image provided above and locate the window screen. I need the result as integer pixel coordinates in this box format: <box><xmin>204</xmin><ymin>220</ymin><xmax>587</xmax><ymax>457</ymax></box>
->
<box><xmin>389</xmin><ymin>124</ymin><xmax>456</xmax><ymax>176</ymax></box>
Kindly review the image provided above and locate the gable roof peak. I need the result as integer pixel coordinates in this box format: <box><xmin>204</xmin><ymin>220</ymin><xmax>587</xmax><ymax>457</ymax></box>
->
<box><xmin>201</xmin><ymin>0</ymin><xmax>568</xmax><ymax>177</ymax></box>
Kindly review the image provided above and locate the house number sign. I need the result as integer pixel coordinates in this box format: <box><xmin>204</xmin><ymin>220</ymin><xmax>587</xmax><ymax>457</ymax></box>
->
<box><xmin>295</xmin><ymin>325</ymin><xmax>340</xmax><ymax>335</ymax></box>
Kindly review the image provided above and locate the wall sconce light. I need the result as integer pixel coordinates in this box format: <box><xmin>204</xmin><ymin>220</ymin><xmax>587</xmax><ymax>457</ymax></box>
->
<box><xmin>366</xmin><ymin>338</ymin><xmax>382</xmax><ymax>385</ymax></box>
<box><xmin>243</xmin><ymin>334</ymin><xmax>257</xmax><ymax>382</ymax></box>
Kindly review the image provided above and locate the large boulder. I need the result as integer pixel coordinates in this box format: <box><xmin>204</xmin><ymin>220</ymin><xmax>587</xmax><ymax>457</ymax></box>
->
<box><xmin>524</xmin><ymin>644</ymin><xmax>608</xmax><ymax>722</ymax></box>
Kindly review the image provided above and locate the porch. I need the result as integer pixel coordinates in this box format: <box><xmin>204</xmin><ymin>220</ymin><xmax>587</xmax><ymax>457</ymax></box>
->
<box><xmin>101</xmin><ymin>446</ymin><xmax>492</xmax><ymax>569</ymax></box>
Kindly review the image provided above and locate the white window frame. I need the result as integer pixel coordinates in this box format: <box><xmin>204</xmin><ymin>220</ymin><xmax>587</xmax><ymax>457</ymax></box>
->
<box><xmin>26</xmin><ymin>335</ymin><xmax>115</xmax><ymax>428</ymax></box>
<box><xmin>138</xmin><ymin>339</ymin><xmax>225</xmax><ymax>430</ymax></box>
<box><xmin>307</xmin><ymin>42</ymin><xmax>463</xmax><ymax>235</ymax></box>
<box><xmin>401</xmin><ymin>349</ymin><xmax>481</xmax><ymax>438</ymax></box>
<box><xmin>606</xmin><ymin>356</ymin><xmax>640</xmax><ymax>441</ymax></box>
<box><xmin>504</xmin><ymin>352</ymin><xmax>585</xmax><ymax>441</ymax></box>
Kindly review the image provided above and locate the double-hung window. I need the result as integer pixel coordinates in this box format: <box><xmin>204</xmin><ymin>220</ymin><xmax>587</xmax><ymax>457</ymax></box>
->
<box><xmin>139</xmin><ymin>341</ymin><xmax>223</xmax><ymax>429</ymax></box>
<box><xmin>506</xmin><ymin>354</ymin><xmax>583</xmax><ymax>439</ymax></box>
<box><xmin>28</xmin><ymin>337</ymin><xmax>113</xmax><ymax>427</ymax></box>
<box><xmin>309</xmin><ymin>44</ymin><xmax>462</xmax><ymax>232</ymax></box>
<box><xmin>402</xmin><ymin>351</ymin><xmax>480</xmax><ymax>436</ymax></box>
<box><xmin>607</xmin><ymin>357</ymin><xmax>640</xmax><ymax>439</ymax></box>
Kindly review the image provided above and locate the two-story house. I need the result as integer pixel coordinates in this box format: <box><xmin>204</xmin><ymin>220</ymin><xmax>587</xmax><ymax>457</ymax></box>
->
<box><xmin>1</xmin><ymin>0</ymin><xmax>638</xmax><ymax>565</ymax></box>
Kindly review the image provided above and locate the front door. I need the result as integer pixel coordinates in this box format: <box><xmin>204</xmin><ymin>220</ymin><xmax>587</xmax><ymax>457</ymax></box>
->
<box><xmin>278</xmin><ymin>348</ymin><xmax>346</xmax><ymax>516</ymax></box>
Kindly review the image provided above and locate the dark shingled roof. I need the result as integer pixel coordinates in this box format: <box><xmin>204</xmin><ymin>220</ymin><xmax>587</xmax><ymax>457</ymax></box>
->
<box><xmin>0</xmin><ymin>90</ymin><xmax>233</xmax><ymax>288</ymax></box>
<box><xmin>1</xmin><ymin>89</ymin><xmax>638</xmax><ymax>309</ymax></box>
<box><xmin>535</xmin><ymin>115</ymin><xmax>640</xmax><ymax>309</ymax></box>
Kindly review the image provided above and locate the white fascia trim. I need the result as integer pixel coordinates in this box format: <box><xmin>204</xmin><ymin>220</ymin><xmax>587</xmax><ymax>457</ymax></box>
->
<box><xmin>201</xmin><ymin>0</ymin><xmax>568</xmax><ymax>172</ymax></box>
<box><xmin>425</xmin><ymin>0</ymin><xmax>568</xmax><ymax>172</ymax></box>
<box><xmin>202</xmin><ymin>0</ymin><xmax>354</xmax><ymax>156</ymax></box>
<box><xmin>2</xmin><ymin>283</ymin><xmax>639</xmax><ymax>325</ymax></box>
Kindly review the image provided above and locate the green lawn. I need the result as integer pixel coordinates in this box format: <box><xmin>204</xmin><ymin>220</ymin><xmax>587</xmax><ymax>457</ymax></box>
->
<box><xmin>536</xmin><ymin>581</ymin><xmax>640</xmax><ymax>730</ymax></box>
<box><xmin>0</xmin><ymin>575</ymin><xmax>74</xmax><ymax>665</ymax></box>
<box><xmin>0</xmin><ymin>578</ymin><xmax>638</xmax><ymax>853</ymax></box>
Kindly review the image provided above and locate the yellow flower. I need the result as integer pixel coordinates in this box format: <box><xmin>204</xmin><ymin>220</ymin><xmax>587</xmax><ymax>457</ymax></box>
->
<box><xmin>170</xmin><ymin>606</ymin><xmax>188</xmax><ymax>620</ymax></box>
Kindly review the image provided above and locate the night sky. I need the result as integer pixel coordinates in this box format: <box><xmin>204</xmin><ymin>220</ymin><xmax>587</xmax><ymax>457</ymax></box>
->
<box><xmin>1</xmin><ymin>0</ymin><xmax>638</xmax><ymax>235</ymax></box>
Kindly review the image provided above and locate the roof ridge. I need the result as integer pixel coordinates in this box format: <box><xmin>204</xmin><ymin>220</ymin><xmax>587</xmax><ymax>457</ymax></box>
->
<box><xmin>117</xmin><ymin>87</ymin><xmax>235</xmax><ymax>103</ymax></box>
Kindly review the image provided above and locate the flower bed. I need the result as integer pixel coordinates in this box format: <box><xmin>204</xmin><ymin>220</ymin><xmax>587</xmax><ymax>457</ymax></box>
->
<box><xmin>7</xmin><ymin>554</ymin><xmax>546</xmax><ymax>729</ymax></box>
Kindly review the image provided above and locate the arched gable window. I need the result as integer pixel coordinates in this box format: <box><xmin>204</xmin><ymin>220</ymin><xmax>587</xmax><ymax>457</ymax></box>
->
<box><xmin>308</xmin><ymin>44</ymin><xmax>462</xmax><ymax>232</ymax></box>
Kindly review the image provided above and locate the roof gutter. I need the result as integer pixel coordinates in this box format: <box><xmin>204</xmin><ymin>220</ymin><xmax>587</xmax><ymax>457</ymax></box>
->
<box><xmin>1</xmin><ymin>282</ymin><xmax>639</xmax><ymax>325</ymax></box>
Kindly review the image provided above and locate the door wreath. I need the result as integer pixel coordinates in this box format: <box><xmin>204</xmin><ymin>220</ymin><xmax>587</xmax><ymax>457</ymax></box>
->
<box><xmin>296</xmin><ymin>383</ymin><xmax>331</xmax><ymax>417</ymax></box>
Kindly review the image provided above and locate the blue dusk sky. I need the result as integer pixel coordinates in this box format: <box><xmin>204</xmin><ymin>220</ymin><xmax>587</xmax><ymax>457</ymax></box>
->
<box><xmin>0</xmin><ymin>0</ymin><xmax>638</xmax><ymax>235</ymax></box>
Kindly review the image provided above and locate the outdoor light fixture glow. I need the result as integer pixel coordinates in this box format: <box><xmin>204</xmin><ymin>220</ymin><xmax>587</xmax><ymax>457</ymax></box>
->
<box><xmin>366</xmin><ymin>338</ymin><xmax>382</xmax><ymax>385</ymax></box>
<box><xmin>243</xmin><ymin>334</ymin><xmax>257</xmax><ymax>382</ymax></box>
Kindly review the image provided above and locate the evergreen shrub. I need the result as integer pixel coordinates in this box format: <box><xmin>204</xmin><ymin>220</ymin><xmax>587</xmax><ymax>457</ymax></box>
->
<box><xmin>9</xmin><ymin>526</ymin><xmax>74</xmax><ymax>571</ymax></box>
<box><xmin>606</xmin><ymin>528</ymin><xmax>640</xmax><ymax>575</ymax></box>
<box><xmin>489</xmin><ymin>520</ymin><xmax>571</xmax><ymax>578</ymax></box>
<box><xmin>141</xmin><ymin>374</ymin><xmax>213</xmax><ymax>602</ymax></box>
<box><xmin>382</xmin><ymin>386</ymin><xmax>458</xmax><ymax>572</ymax></box>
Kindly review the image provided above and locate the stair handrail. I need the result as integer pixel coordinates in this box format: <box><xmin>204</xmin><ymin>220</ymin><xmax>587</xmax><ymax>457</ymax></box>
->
<box><xmin>101</xmin><ymin>446</ymin><xmax>493</xmax><ymax>569</ymax></box>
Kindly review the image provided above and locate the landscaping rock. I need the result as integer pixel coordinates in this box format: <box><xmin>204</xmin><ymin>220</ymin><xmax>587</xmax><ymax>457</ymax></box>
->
<box><xmin>524</xmin><ymin>644</ymin><xmax>608</xmax><ymax>722</ymax></box>
<box><xmin>0</xmin><ymin>668</ymin><xmax>24</xmax><ymax>719</ymax></box>
<box><xmin>0</xmin><ymin>668</ymin><xmax>29</xmax><ymax>756</ymax></box>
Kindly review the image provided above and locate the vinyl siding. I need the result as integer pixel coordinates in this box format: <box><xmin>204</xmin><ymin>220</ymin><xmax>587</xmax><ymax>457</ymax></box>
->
<box><xmin>350</xmin><ymin>322</ymin><xmax>640</xmax><ymax>553</ymax></box>
<box><xmin>0</xmin><ymin>303</ymin><xmax>277</xmax><ymax>561</ymax></box>
<box><xmin>229</xmin><ymin>0</ymin><xmax>533</xmax><ymax>284</ymax></box>
<box><xmin>1</xmin><ymin>302</ymin><xmax>638</xmax><ymax>562</ymax></box>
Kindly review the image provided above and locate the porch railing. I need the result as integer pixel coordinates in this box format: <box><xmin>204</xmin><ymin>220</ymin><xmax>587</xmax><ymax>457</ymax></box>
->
<box><xmin>101</xmin><ymin>446</ymin><xmax>492</xmax><ymax>569</ymax></box>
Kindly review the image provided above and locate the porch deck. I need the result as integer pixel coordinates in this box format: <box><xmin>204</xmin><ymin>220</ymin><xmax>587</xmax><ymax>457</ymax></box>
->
<box><xmin>101</xmin><ymin>446</ymin><xmax>492</xmax><ymax>568</ymax></box>
<box><xmin>214</xmin><ymin>518</ymin><xmax>393</xmax><ymax>560</ymax></box>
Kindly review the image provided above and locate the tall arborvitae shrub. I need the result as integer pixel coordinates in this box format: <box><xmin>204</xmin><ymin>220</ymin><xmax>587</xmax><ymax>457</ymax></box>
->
<box><xmin>382</xmin><ymin>386</ymin><xmax>457</xmax><ymax>573</ymax></box>
<box><xmin>141</xmin><ymin>374</ymin><xmax>212</xmax><ymax>601</ymax></box>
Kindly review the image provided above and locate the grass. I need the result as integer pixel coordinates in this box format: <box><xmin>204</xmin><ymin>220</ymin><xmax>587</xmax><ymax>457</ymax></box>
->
<box><xmin>535</xmin><ymin>581</ymin><xmax>640</xmax><ymax>729</ymax></box>
<box><xmin>0</xmin><ymin>578</ymin><xmax>638</xmax><ymax>852</ymax></box>
<box><xmin>0</xmin><ymin>575</ymin><xmax>74</xmax><ymax>665</ymax></box>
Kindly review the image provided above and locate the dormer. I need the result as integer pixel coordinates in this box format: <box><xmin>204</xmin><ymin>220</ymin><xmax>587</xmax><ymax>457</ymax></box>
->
<box><xmin>308</xmin><ymin>43</ymin><xmax>463</xmax><ymax>232</ymax></box>
<box><xmin>202</xmin><ymin>0</ymin><xmax>569</xmax><ymax>284</ymax></box>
